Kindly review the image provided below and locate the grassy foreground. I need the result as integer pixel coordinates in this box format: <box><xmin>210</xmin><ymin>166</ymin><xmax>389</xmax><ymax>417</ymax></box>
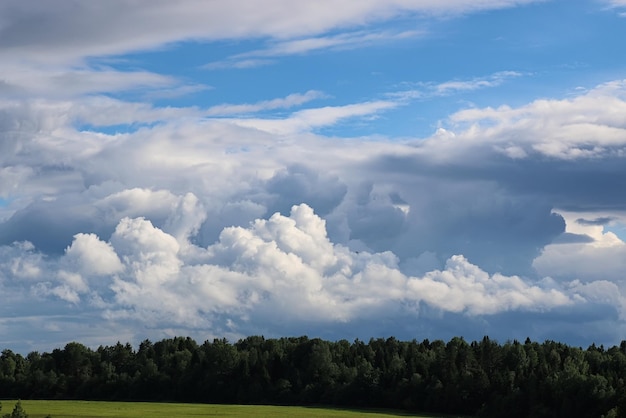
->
<box><xmin>1</xmin><ymin>400</ymin><xmax>459</xmax><ymax>418</ymax></box>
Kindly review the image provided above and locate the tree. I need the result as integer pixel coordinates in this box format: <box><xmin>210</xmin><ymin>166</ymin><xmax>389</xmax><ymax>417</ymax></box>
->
<box><xmin>3</xmin><ymin>400</ymin><xmax>28</xmax><ymax>418</ymax></box>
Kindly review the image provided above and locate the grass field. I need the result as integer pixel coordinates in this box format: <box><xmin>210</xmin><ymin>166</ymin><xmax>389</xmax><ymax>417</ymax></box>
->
<box><xmin>0</xmin><ymin>400</ymin><xmax>462</xmax><ymax>418</ymax></box>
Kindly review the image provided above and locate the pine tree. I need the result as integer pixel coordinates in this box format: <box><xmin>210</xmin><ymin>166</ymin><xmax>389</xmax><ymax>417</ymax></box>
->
<box><xmin>9</xmin><ymin>400</ymin><xmax>28</xmax><ymax>418</ymax></box>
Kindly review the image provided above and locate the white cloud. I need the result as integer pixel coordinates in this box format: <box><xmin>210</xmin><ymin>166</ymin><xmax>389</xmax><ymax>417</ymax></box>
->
<box><xmin>604</xmin><ymin>0</ymin><xmax>626</xmax><ymax>7</ymax></box>
<box><xmin>0</xmin><ymin>66</ymin><xmax>194</xmax><ymax>99</ymax></box>
<box><xmin>47</xmin><ymin>283</ymin><xmax>81</xmax><ymax>304</ymax></box>
<box><xmin>533</xmin><ymin>210</ymin><xmax>626</xmax><ymax>283</ymax></box>
<box><xmin>5</xmin><ymin>203</ymin><xmax>619</xmax><ymax>347</ymax></box>
<box><xmin>567</xmin><ymin>279</ymin><xmax>626</xmax><ymax>322</ymax></box>
<box><xmin>203</xmin><ymin>59</ymin><xmax>276</xmax><ymax>70</ymax></box>
<box><xmin>206</xmin><ymin>91</ymin><xmax>327</xmax><ymax>116</ymax></box>
<box><xmin>56</xmin><ymin>271</ymin><xmax>89</xmax><ymax>295</ymax></box>
<box><xmin>433</xmin><ymin>71</ymin><xmax>524</xmax><ymax>94</ymax></box>
<box><xmin>391</xmin><ymin>71</ymin><xmax>524</xmax><ymax>100</ymax></box>
<box><xmin>0</xmin><ymin>0</ymin><xmax>545</xmax><ymax>64</ymax></box>
<box><xmin>110</xmin><ymin>217</ymin><xmax>181</xmax><ymax>277</ymax></box>
<box><xmin>95</xmin><ymin>188</ymin><xmax>182</xmax><ymax>223</ymax></box>
<box><xmin>226</xmin><ymin>100</ymin><xmax>399</xmax><ymax>134</ymax></box>
<box><xmin>4</xmin><ymin>205</ymin><xmax>574</xmax><ymax>331</ymax></box>
<box><xmin>4</xmin><ymin>79</ymin><xmax>626</xmax><ymax>280</ymax></box>
<box><xmin>422</xmin><ymin>79</ymin><xmax>626</xmax><ymax>161</ymax></box>
<box><xmin>1</xmin><ymin>1</ymin><xmax>626</xmax><ymax>347</ymax></box>
<box><xmin>3</xmin><ymin>241</ymin><xmax>43</xmax><ymax>281</ymax></box>
<box><xmin>4</xmin><ymin>0</ymin><xmax>626</xmax><ymax>352</ymax></box>
<box><xmin>408</xmin><ymin>255</ymin><xmax>571</xmax><ymax>315</ymax></box>
<box><xmin>63</xmin><ymin>233</ymin><xmax>123</xmax><ymax>277</ymax></box>
<box><xmin>205</xmin><ymin>30</ymin><xmax>423</xmax><ymax>69</ymax></box>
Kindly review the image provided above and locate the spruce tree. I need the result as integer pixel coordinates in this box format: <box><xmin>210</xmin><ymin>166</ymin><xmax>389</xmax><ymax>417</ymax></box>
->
<box><xmin>9</xmin><ymin>400</ymin><xmax>27</xmax><ymax>418</ymax></box>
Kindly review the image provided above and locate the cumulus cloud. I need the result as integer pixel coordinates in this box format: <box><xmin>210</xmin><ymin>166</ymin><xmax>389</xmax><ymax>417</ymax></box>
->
<box><xmin>408</xmin><ymin>255</ymin><xmax>571</xmax><ymax>315</ymax></box>
<box><xmin>413</xmin><ymin>80</ymin><xmax>626</xmax><ymax>163</ymax></box>
<box><xmin>2</xmin><ymin>204</ymin><xmax>588</xmax><ymax>342</ymax></box>
<box><xmin>1</xmin><ymin>0</ymin><xmax>626</xmax><ymax>351</ymax></box>
<box><xmin>63</xmin><ymin>233</ymin><xmax>123</xmax><ymax>277</ymax></box>
<box><xmin>533</xmin><ymin>210</ymin><xmax>626</xmax><ymax>284</ymax></box>
<box><xmin>3</xmin><ymin>79</ymin><xmax>626</xmax><ymax>288</ymax></box>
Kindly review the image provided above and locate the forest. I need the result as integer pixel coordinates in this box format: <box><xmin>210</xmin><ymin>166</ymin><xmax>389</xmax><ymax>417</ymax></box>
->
<box><xmin>0</xmin><ymin>336</ymin><xmax>624</xmax><ymax>418</ymax></box>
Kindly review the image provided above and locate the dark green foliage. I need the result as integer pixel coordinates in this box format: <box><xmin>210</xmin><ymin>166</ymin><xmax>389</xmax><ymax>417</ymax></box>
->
<box><xmin>1</xmin><ymin>336</ymin><xmax>626</xmax><ymax>417</ymax></box>
<box><xmin>1</xmin><ymin>400</ymin><xmax>28</xmax><ymax>418</ymax></box>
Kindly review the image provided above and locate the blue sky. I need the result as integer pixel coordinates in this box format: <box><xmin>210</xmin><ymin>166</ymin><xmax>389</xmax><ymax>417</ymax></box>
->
<box><xmin>1</xmin><ymin>0</ymin><xmax>626</xmax><ymax>353</ymax></box>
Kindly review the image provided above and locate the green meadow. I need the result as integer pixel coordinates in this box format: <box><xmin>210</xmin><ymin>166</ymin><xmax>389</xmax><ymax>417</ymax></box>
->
<box><xmin>1</xmin><ymin>400</ymin><xmax>460</xmax><ymax>418</ymax></box>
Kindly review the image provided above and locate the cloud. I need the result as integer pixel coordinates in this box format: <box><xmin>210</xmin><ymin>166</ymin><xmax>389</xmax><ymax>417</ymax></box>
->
<box><xmin>203</xmin><ymin>59</ymin><xmax>276</xmax><ymax>70</ymax></box>
<box><xmin>63</xmin><ymin>233</ymin><xmax>123</xmax><ymax>277</ymax></box>
<box><xmin>437</xmin><ymin>79</ymin><xmax>626</xmax><ymax>161</ymax></box>
<box><xmin>391</xmin><ymin>71</ymin><xmax>524</xmax><ymax>100</ymax></box>
<box><xmin>205</xmin><ymin>30</ymin><xmax>422</xmax><ymax>69</ymax></box>
<box><xmin>4</xmin><ymin>79</ymin><xmax>626</xmax><ymax>279</ymax></box>
<box><xmin>2</xmin><ymin>0</ymin><xmax>626</xmax><ymax>349</ymax></box>
<box><xmin>0</xmin><ymin>66</ymin><xmax>198</xmax><ymax>99</ymax></box>
<box><xmin>205</xmin><ymin>91</ymin><xmax>327</xmax><ymax>116</ymax></box>
<box><xmin>604</xmin><ymin>0</ymin><xmax>626</xmax><ymax>11</ymax></box>
<box><xmin>576</xmin><ymin>217</ymin><xmax>614</xmax><ymax>226</ymax></box>
<box><xmin>225</xmin><ymin>100</ymin><xmax>399</xmax><ymax>134</ymax></box>
<box><xmin>433</xmin><ymin>71</ymin><xmax>524</xmax><ymax>94</ymax></box>
<box><xmin>2</xmin><ymin>204</ymin><xmax>587</xmax><ymax>342</ymax></box>
<box><xmin>1</xmin><ymin>241</ymin><xmax>43</xmax><ymax>281</ymax></box>
<box><xmin>3</xmin><ymin>80</ymin><xmax>626</xmax><ymax>269</ymax></box>
<box><xmin>407</xmin><ymin>255</ymin><xmax>571</xmax><ymax>315</ymax></box>
<box><xmin>0</xmin><ymin>0</ymin><xmax>545</xmax><ymax>63</ymax></box>
<box><xmin>263</xmin><ymin>165</ymin><xmax>348</xmax><ymax>217</ymax></box>
<box><xmin>533</xmin><ymin>210</ymin><xmax>626</xmax><ymax>284</ymax></box>
<box><xmin>0</xmin><ymin>105</ymin><xmax>624</xmax><ymax>350</ymax></box>
<box><xmin>568</xmin><ymin>280</ymin><xmax>626</xmax><ymax>320</ymax></box>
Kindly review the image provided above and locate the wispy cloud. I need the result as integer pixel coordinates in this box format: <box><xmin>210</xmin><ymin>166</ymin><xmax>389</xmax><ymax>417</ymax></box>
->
<box><xmin>602</xmin><ymin>0</ymin><xmax>626</xmax><ymax>16</ymax></box>
<box><xmin>245</xmin><ymin>30</ymin><xmax>421</xmax><ymax>56</ymax></box>
<box><xmin>433</xmin><ymin>71</ymin><xmax>524</xmax><ymax>94</ymax></box>
<box><xmin>142</xmin><ymin>84</ymin><xmax>212</xmax><ymax>100</ymax></box>
<box><xmin>223</xmin><ymin>100</ymin><xmax>398</xmax><ymax>134</ymax></box>
<box><xmin>390</xmin><ymin>71</ymin><xmax>524</xmax><ymax>100</ymax></box>
<box><xmin>0</xmin><ymin>65</ymin><xmax>209</xmax><ymax>100</ymax></box>
<box><xmin>0</xmin><ymin>0</ymin><xmax>544</xmax><ymax>64</ymax></box>
<box><xmin>204</xmin><ymin>30</ymin><xmax>422</xmax><ymax>70</ymax></box>
<box><xmin>205</xmin><ymin>90</ymin><xmax>328</xmax><ymax>116</ymax></box>
<box><xmin>203</xmin><ymin>59</ymin><xmax>276</xmax><ymax>70</ymax></box>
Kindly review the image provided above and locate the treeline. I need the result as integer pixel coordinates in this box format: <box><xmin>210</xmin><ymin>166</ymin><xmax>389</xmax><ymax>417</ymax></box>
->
<box><xmin>0</xmin><ymin>336</ymin><xmax>625</xmax><ymax>417</ymax></box>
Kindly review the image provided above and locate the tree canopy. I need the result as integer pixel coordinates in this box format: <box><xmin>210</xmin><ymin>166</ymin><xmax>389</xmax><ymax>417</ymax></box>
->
<box><xmin>0</xmin><ymin>336</ymin><xmax>625</xmax><ymax>417</ymax></box>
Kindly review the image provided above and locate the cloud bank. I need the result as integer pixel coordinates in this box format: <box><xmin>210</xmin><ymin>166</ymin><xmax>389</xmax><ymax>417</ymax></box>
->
<box><xmin>1</xmin><ymin>203</ymin><xmax>582</xmax><ymax>343</ymax></box>
<box><xmin>0</xmin><ymin>0</ymin><xmax>544</xmax><ymax>62</ymax></box>
<box><xmin>1</xmin><ymin>0</ymin><xmax>626</xmax><ymax>352</ymax></box>
<box><xmin>2</xmin><ymin>78</ymin><xmax>626</xmax><ymax>351</ymax></box>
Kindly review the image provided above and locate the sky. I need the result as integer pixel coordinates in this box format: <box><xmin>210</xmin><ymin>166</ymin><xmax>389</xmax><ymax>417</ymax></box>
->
<box><xmin>1</xmin><ymin>0</ymin><xmax>626</xmax><ymax>353</ymax></box>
